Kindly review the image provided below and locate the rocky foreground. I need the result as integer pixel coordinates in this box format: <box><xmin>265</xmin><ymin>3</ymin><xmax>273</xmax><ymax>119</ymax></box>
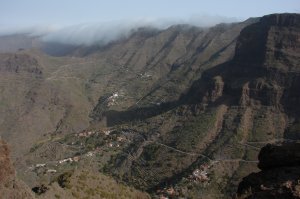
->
<box><xmin>236</xmin><ymin>143</ymin><xmax>300</xmax><ymax>199</ymax></box>
<box><xmin>0</xmin><ymin>139</ymin><xmax>34</xmax><ymax>199</ymax></box>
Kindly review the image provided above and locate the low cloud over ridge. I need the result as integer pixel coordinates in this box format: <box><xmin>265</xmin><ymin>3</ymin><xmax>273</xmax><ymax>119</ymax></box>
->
<box><xmin>1</xmin><ymin>15</ymin><xmax>238</xmax><ymax>46</ymax></box>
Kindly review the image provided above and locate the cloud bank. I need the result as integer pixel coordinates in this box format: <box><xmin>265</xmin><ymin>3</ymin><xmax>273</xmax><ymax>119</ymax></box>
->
<box><xmin>0</xmin><ymin>15</ymin><xmax>238</xmax><ymax>46</ymax></box>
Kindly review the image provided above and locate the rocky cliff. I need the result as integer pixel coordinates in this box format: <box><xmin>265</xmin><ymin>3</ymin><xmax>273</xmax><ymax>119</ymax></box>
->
<box><xmin>0</xmin><ymin>140</ymin><xmax>34</xmax><ymax>199</ymax></box>
<box><xmin>97</xmin><ymin>13</ymin><xmax>300</xmax><ymax>198</ymax></box>
<box><xmin>236</xmin><ymin>143</ymin><xmax>300</xmax><ymax>199</ymax></box>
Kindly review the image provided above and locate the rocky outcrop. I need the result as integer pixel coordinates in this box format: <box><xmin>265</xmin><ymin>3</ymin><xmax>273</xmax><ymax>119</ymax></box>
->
<box><xmin>208</xmin><ymin>76</ymin><xmax>225</xmax><ymax>102</ymax></box>
<box><xmin>230</xmin><ymin>14</ymin><xmax>300</xmax><ymax>111</ymax></box>
<box><xmin>0</xmin><ymin>140</ymin><xmax>34</xmax><ymax>199</ymax></box>
<box><xmin>258</xmin><ymin>143</ymin><xmax>300</xmax><ymax>170</ymax></box>
<box><xmin>234</xmin><ymin>13</ymin><xmax>300</xmax><ymax>71</ymax></box>
<box><xmin>233</xmin><ymin>14</ymin><xmax>300</xmax><ymax>109</ymax></box>
<box><xmin>186</xmin><ymin>14</ymin><xmax>300</xmax><ymax>112</ymax></box>
<box><xmin>236</xmin><ymin>143</ymin><xmax>300</xmax><ymax>199</ymax></box>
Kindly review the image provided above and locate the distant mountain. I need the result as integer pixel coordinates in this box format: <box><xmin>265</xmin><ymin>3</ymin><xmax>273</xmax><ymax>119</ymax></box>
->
<box><xmin>0</xmin><ymin>33</ymin><xmax>81</xmax><ymax>56</ymax></box>
<box><xmin>0</xmin><ymin>34</ymin><xmax>41</xmax><ymax>53</ymax></box>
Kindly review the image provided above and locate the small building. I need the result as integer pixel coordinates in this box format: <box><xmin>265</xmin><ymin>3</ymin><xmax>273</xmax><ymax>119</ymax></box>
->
<box><xmin>117</xmin><ymin>136</ymin><xmax>126</xmax><ymax>142</ymax></box>
<box><xmin>103</xmin><ymin>130</ymin><xmax>111</xmax><ymax>136</ymax></box>
<box><xmin>47</xmin><ymin>169</ymin><xmax>57</xmax><ymax>173</ymax></box>
<box><xmin>78</xmin><ymin>132</ymin><xmax>85</xmax><ymax>137</ymax></box>
<box><xmin>166</xmin><ymin>187</ymin><xmax>175</xmax><ymax>196</ymax></box>
<box><xmin>87</xmin><ymin>131</ymin><xmax>94</xmax><ymax>136</ymax></box>
<box><xmin>73</xmin><ymin>156</ymin><xmax>80</xmax><ymax>162</ymax></box>
<box><xmin>58</xmin><ymin>158</ymin><xmax>73</xmax><ymax>164</ymax></box>
<box><xmin>86</xmin><ymin>152</ymin><xmax>93</xmax><ymax>157</ymax></box>
<box><xmin>36</xmin><ymin>164</ymin><xmax>46</xmax><ymax>168</ymax></box>
<box><xmin>192</xmin><ymin>169</ymin><xmax>209</xmax><ymax>182</ymax></box>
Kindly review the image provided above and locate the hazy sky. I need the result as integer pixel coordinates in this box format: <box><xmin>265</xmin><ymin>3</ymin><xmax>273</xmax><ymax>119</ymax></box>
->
<box><xmin>1</xmin><ymin>0</ymin><xmax>299</xmax><ymax>27</ymax></box>
<box><xmin>0</xmin><ymin>0</ymin><xmax>299</xmax><ymax>45</ymax></box>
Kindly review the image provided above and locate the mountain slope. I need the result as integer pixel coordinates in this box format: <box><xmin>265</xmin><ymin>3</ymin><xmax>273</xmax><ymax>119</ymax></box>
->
<box><xmin>0</xmin><ymin>19</ymin><xmax>254</xmax><ymax>158</ymax></box>
<box><xmin>93</xmin><ymin>13</ymin><xmax>300</xmax><ymax>198</ymax></box>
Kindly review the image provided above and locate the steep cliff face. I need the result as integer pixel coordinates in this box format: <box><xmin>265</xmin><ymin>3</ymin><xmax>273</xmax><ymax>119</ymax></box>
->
<box><xmin>190</xmin><ymin>13</ymin><xmax>300</xmax><ymax>107</ymax></box>
<box><xmin>0</xmin><ymin>140</ymin><xmax>34</xmax><ymax>199</ymax></box>
<box><xmin>236</xmin><ymin>143</ymin><xmax>300</xmax><ymax>199</ymax></box>
<box><xmin>232</xmin><ymin>14</ymin><xmax>300</xmax><ymax>113</ymax></box>
<box><xmin>234</xmin><ymin>13</ymin><xmax>300</xmax><ymax>70</ymax></box>
<box><xmin>99</xmin><ymin>14</ymin><xmax>300</xmax><ymax>198</ymax></box>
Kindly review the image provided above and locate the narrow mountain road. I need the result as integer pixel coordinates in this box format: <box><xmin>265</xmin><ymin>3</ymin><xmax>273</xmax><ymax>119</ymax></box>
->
<box><xmin>154</xmin><ymin>141</ymin><xmax>214</xmax><ymax>161</ymax></box>
<box><xmin>246</xmin><ymin>138</ymin><xmax>300</xmax><ymax>144</ymax></box>
<box><xmin>46</xmin><ymin>60</ymin><xmax>95</xmax><ymax>81</ymax></box>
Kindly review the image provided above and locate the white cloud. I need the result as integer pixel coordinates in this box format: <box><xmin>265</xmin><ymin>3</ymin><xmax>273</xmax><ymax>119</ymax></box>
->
<box><xmin>0</xmin><ymin>25</ymin><xmax>58</xmax><ymax>37</ymax></box>
<box><xmin>0</xmin><ymin>15</ymin><xmax>238</xmax><ymax>46</ymax></box>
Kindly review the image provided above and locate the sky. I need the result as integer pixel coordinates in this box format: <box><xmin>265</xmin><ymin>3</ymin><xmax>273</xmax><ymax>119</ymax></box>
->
<box><xmin>1</xmin><ymin>0</ymin><xmax>299</xmax><ymax>27</ymax></box>
<box><xmin>0</xmin><ymin>0</ymin><xmax>299</xmax><ymax>45</ymax></box>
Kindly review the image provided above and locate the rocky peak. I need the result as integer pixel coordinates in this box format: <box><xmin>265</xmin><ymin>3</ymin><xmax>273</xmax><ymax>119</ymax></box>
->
<box><xmin>203</xmin><ymin>75</ymin><xmax>224</xmax><ymax>103</ymax></box>
<box><xmin>190</xmin><ymin>14</ymin><xmax>300</xmax><ymax>111</ymax></box>
<box><xmin>261</xmin><ymin>13</ymin><xmax>300</xmax><ymax>27</ymax></box>
<box><xmin>234</xmin><ymin>13</ymin><xmax>300</xmax><ymax>72</ymax></box>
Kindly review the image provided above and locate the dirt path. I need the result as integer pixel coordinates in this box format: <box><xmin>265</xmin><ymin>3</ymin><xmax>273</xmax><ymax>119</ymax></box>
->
<box><xmin>246</xmin><ymin>138</ymin><xmax>300</xmax><ymax>144</ymax></box>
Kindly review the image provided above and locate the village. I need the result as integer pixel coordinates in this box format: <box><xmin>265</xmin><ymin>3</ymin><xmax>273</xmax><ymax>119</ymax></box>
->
<box><xmin>28</xmin><ymin>127</ymin><xmax>130</xmax><ymax>175</ymax></box>
<box><xmin>156</xmin><ymin>163</ymin><xmax>211</xmax><ymax>199</ymax></box>
<box><xmin>28</xmin><ymin>125</ymin><xmax>216</xmax><ymax>199</ymax></box>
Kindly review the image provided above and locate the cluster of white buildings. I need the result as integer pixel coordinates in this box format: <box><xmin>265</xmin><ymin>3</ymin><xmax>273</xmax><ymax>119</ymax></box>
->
<box><xmin>31</xmin><ymin>156</ymin><xmax>81</xmax><ymax>171</ymax></box>
<box><xmin>58</xmin><ymin>156</ymin><xmax>80</xmax><ymax>164</ymax></box>
<box><xmin>189</xmin><ymin>164</ymin><xmax>210</xmax><ymax>182</ymax></box>
<box><xmin>107</xmin><ymin>92</ymin><xmax>119</xmax><ymax>107</ymax></box>
<box><xmin>76</xmin><ymin>131</ymin><xmax>97</xmax><ymax>138</ymax></box>
<box><xmin>140</xmin><ymin>72</ymin><xmax>152</xmax><ymax>79</ymax></box>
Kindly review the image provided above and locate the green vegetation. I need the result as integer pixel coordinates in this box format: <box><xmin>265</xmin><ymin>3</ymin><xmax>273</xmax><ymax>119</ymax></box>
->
<box><xmin>142</xmin><ymin>144</ymin><xmax>160</xmax><ymax>161</ymax></box>
<box><xmin>175</xmin><ymin>109</ymin><xmax>217</xmax><ymax>151</ymax></box>
<box><xmin>55</xmin><ymin>170</ymin><xmax>74</xmax><ymax>188</ymax></box>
